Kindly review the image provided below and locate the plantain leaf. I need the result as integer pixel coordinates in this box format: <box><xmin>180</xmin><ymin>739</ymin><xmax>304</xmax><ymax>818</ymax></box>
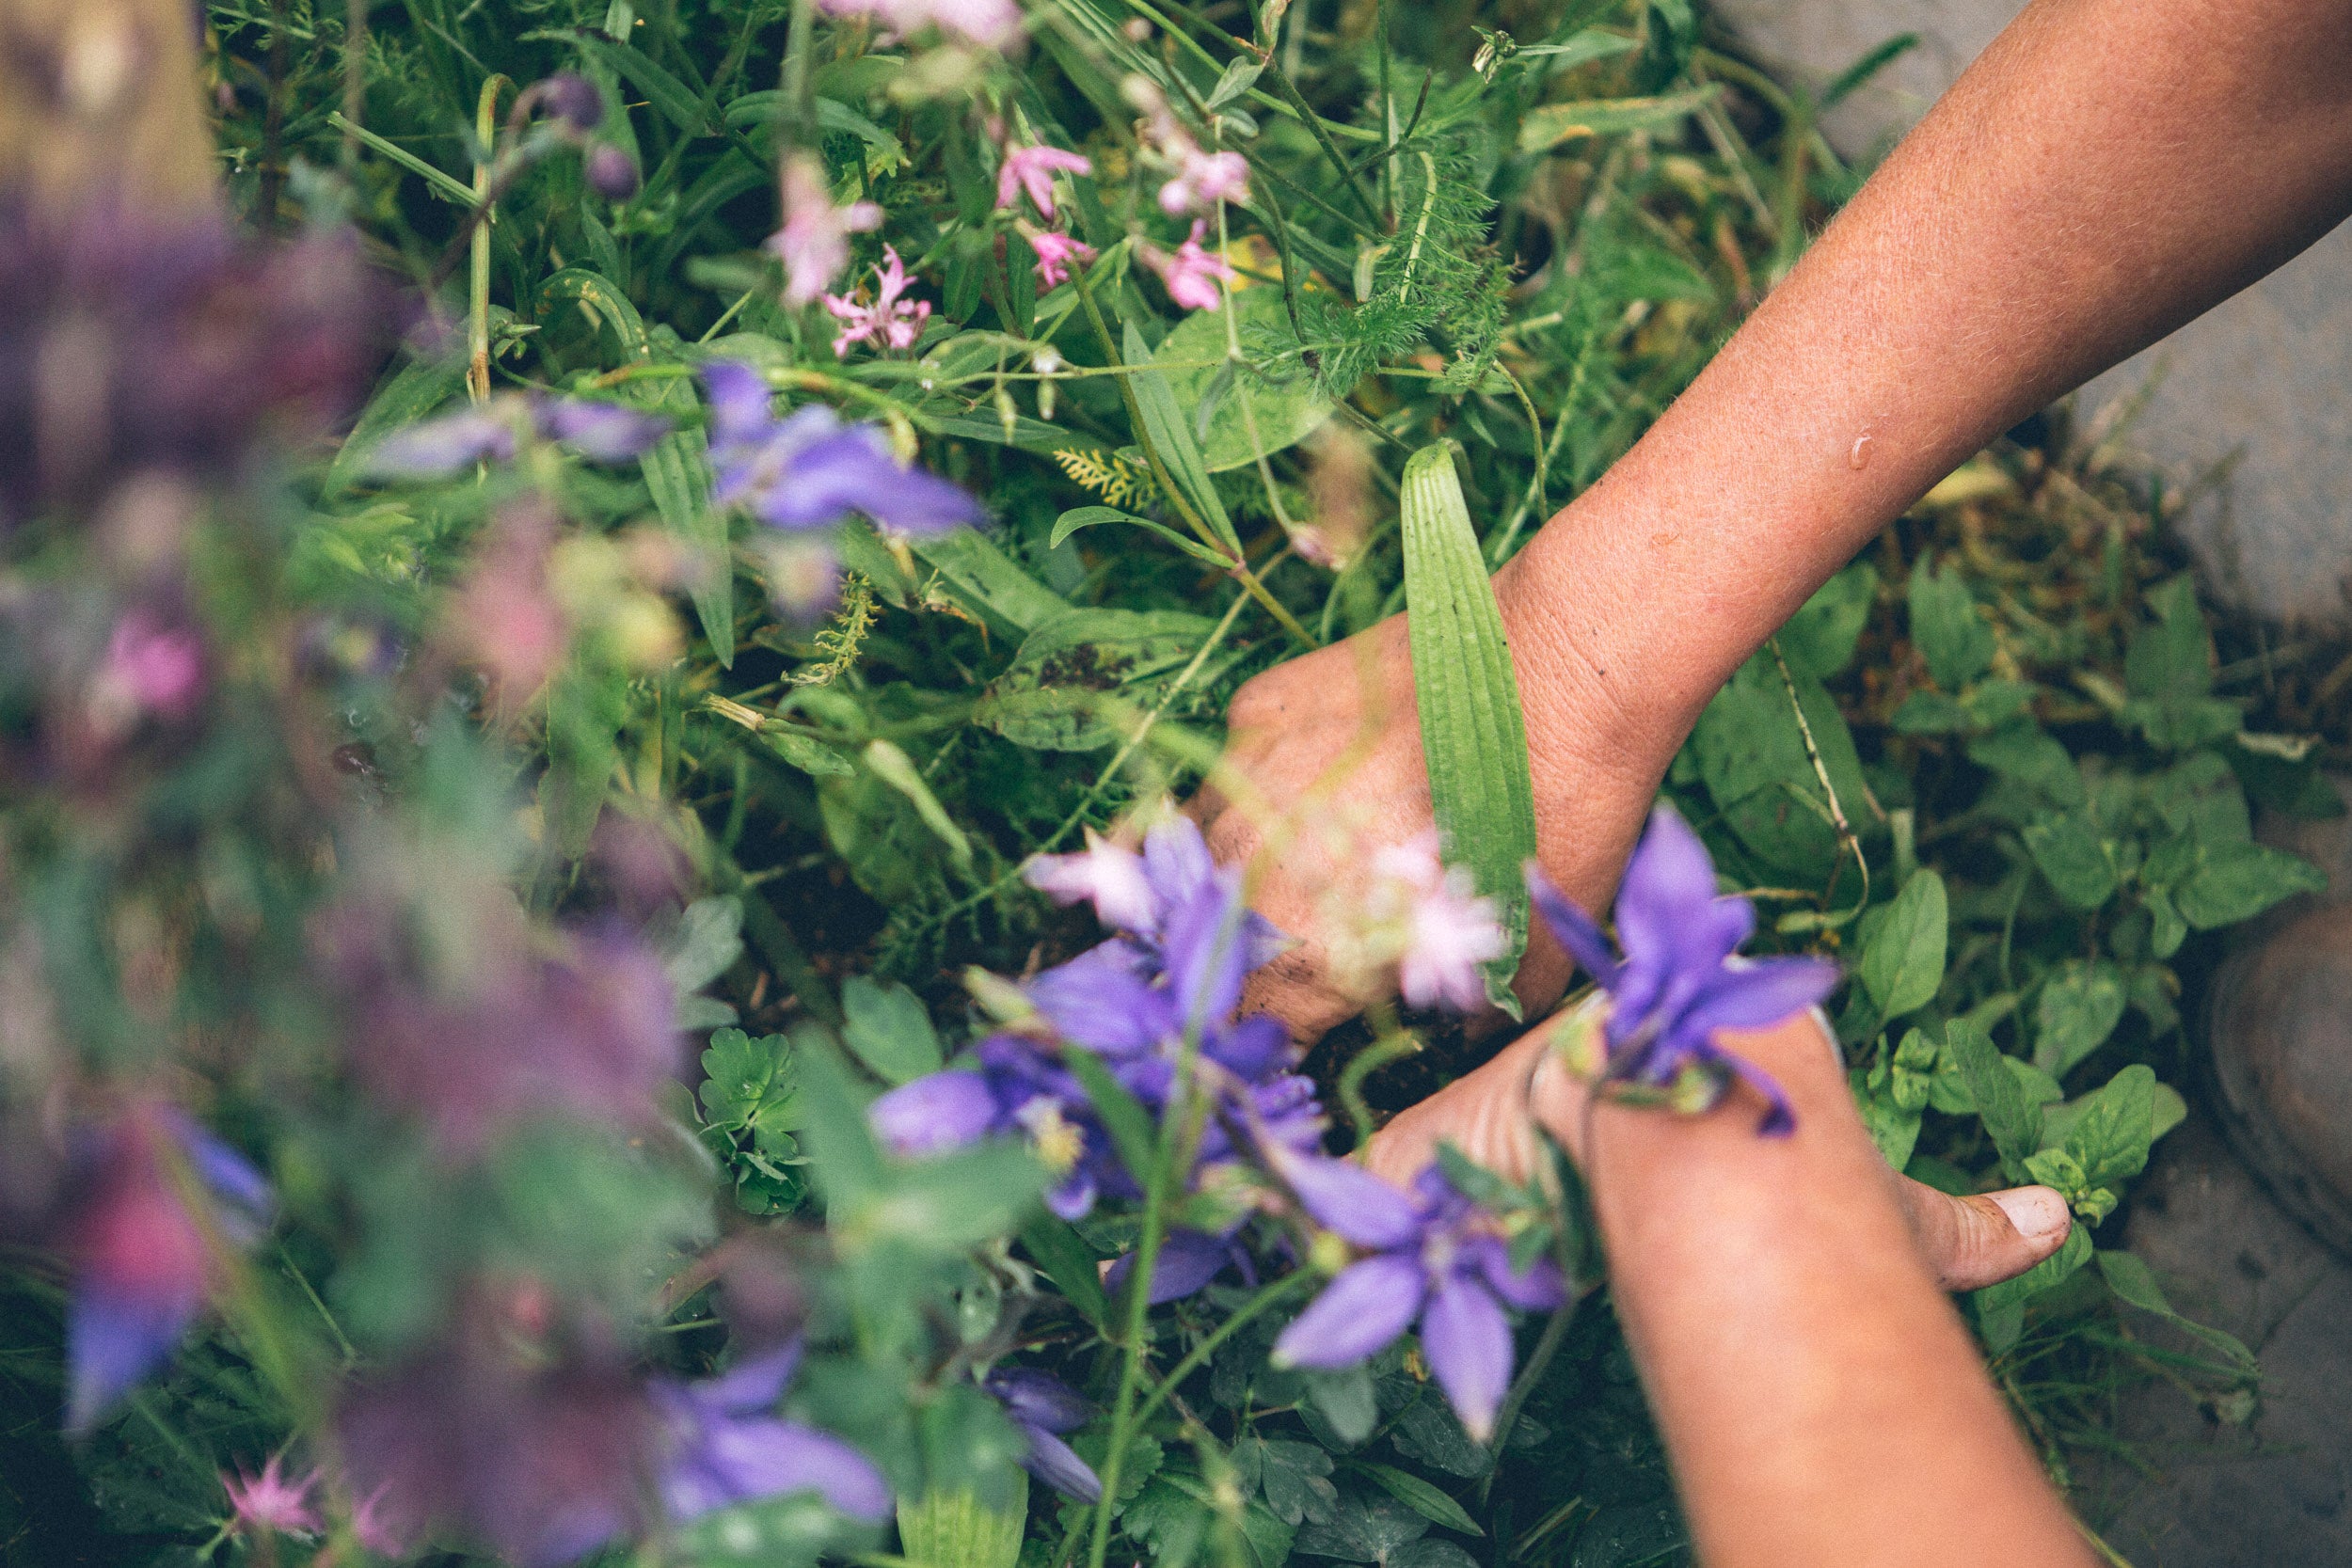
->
<box><xmin>1399</xmin><ymin>443</ymin><xmax>1537</xmax><ymax>1016</ymax></box>
<box><xmin>1123</xmin><ymin>322</ymin><xmax>1242</xmax><ymax>558</ymax></box>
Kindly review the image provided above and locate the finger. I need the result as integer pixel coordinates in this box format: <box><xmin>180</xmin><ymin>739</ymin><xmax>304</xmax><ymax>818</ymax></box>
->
<box><xmin>1896</xmin><ymin>1180</ymin><xmax>2073</xmax><ymax>1292</ymax></box>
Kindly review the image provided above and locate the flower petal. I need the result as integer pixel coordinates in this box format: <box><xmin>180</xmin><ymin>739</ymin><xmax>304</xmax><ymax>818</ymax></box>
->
<box><xmin>1271</xmin><ymin>1150</ymin><xmax>1424</xmax><ymax>1250</ymax></box>
<box><xmin>694</xmin><ymin>1342</ymin><xmax>803</xmax><ymax>1417</ymax></box>
<box><xmin>1466</xmin><ymin>1236</ymin><xmax>1567</xmax><ymax>1312</ymax></box>
<box><xmin>1677</xmin><ymin>957</ymin><xmax>1840</xmax><ymax>1038</ymax></box>
<box><xmin>65</xmin><ymin>1288</ymin><xmax>189</xmax><ymax>1433</ymax></box>
<box><xmin>366</xmin><ymin>409</ymin><xmax>516</xmax><ymax>476</ymax></box>
<box><xmin>1017</xmin><ymin>1425</ymin><xmax>1104</xmax><ymax>1503</ymax></box>
<box><xmin>1105</xmin><ymin>1227</ymin><xmax>1236</xmax><ymax>1304</ymax></box>
<box><xmin>1612</xmin><ymin>807</ymin><xmax>1720</xmax><ymax>976</ymax></box>
<box><xmin>1523</xmin><ymin>863</ymin><xmax>1618</xmax><ymax>988</ymax></box>
<box><xmin>698</xmin><ymin>360</ymin><xmax>775</xmax><ymax>451</ymax></box>
<box><xmin>1271</xmin><ymin>1255</ymin><xmax>1426</xmax><ymax>1370</ymax></box>
<box><xmin>534</xmin><ymin>398</ymin><xmax>670</xmax><ymax>462</ymax></box>
<box><xmin>984</xmin><ymin>1368</ymin><xmax>1090</xmax><ymax>1434</ymax></box>
<box><xmin>1027</xmin><ymin>946</ymin><xmax>1170</xmax><ymax>1056</ymax></box>
<box><xmin>677</xmin><ymin>1418</ymin><xmax>893</xmax><ymax>1522</ymax></box>
<box><xmin>1420</xmin><ymin>1274</ymin><xmax>1513</xmax><ymax>1443</ymax></box>
<box><xmin>867</xmin><ymin>1071</ymin><xmax>999</xmax><ymax>1155</ymax></box>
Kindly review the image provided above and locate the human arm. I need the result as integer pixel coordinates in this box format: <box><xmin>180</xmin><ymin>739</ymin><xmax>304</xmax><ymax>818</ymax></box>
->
<box><xmin>1365</xmin><ymin>1013</ymin><xmax>2096</xmax><ymax>1568</ymax></box>
<box><xmin>1202</xmin><ymin>0</ymin><xmax>2352</xmax><ymax>1037</ymax></box>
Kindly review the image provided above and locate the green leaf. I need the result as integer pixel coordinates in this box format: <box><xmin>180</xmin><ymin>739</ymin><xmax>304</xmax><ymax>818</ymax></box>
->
<box><xmin>1018</xmin><ymin>1214</ymin><xmax>1109</xmax><ymax>1329</ymax></box>
<box><xmin>1348</xmin><ymin>1465</ymin><xmax>1481</xmax><ymax>1538</ymax></box>
<box><xmin>909</xmin><ymin>530</ymin><xmax>1073</xmax><ymax>636</ymax></box>
<box><xmin>1966</xmin><ymin>723</ymin><xmax>2084</xmax><ymax>807</ymax></box>
<box><xmin>1971</xmin><ymin>1224</ymin><xmax>2090</xmax><ymax>1337</ymax></box>
<box><xmin>664</xmin><ymin>895</ymin><xmax>745</xmax><ymax>995</ymax></box>
<box><xmin>2064</xmin><ymin>1063</ymin><xmax>2156</xmax><ymax>1194</ymax></box>
<box><xmin>972</xmin><ymin>609</ymin><xmax>1232</xmax><ymax>752</ymax></box>
<box><xmin>2095</xmin><ymin>1250</ymin><xmax>2257</xmax><ymax>1376</ymax></box>
<box><xmin>1124</xmin><ymin>322</ymin><xmax>1241</xmax><ymax>557</ymax></box>
<box><xmin>1240</xmin><ymin>1438</ymin><xmax>1337</xmax><ymax>1527</ymax></box>
<box><xmin>1399</xmin><ymin>443</ymin><xmax>1539</xmax><ymax>1016</ymax></box>
<box><xmin>1301</xmin><ymin>1366</ymin><xmax>1379</xmax><ymax>1447</ymax></box>
<box><xmin>1907</xmin><ymin>555</ymin><xmax>1995</xmax><ymax>690</ymax></box>
<box><xmin>898</xmin><ymin>1475</ymin><xmax>1027</xmax><ymax>1568</ymax></box>
<box><xmin>326</xmin><ymin>350</ymin><xmax>469</xmax><ymax>493</ymax></box>
<box><xmin>1944</xmin><ymin>1017</ymin><xmax>2040</xmax><ymax>1178</ymax></box>
<box><xmin>1050</xmin><ymin>505</ymin><xmax>1236</xmax><ymax>565</ymax></box>
<box><xmin>2171</xmin><ymin>840</ymin><xmax>2326</xmax><ymax>928</ymax></box>
<box><xmin>1516</xmin><ymin>86</ymin><xmax>1719</xmax><ymax>152</ymax></box>
<box><xmin>2123</xmin><ymin>575</ymin><xmax>2212</xmax><ymax>700</ymax></box>
<box><xmin>863</xmin><ymin>739</ymin><xmax>972</xmax><ymax>865</ymax></box>
<box><xmin>644</xmin><ymin>427</ymin><xmax>735</xmax><ymax>666</ymax></box>
<box><xmin>679</xmin><ymin>1489</ymin><xmax>852</xmax><ymax>1568</ymax></box>
<box><xmin>698</xmin><ymin>1026</ymin><xmax>804</xmax><ymax>1136</ymax></box>
<box><xmin>1692</xmin><ymin>656</ymin><xmax>1870</xmax><ymax>878</ymax></box>
<box><xmin>1776</xmin><ymin>562</ymin><xmax>1878</xmax><ymax>679</ymax></box>
<box><xmin>759</xmin><ymin>728</ymin><xmax>857</xmax><ymax>777</ymax></box>
<box><xmin>2031</xmin><ymin>960</ymin><xmax>2126</xmax><ymax>1076</ymax></box>
<box><xmin>2021</xmin><ymin>810</ymin><xmax>2118</xmax><ymax>910</ymax></box>
<box><xmin>840</xmin><ymin>975</ymin><xmax>945</xmax><ymax>1085</ymax></box>
<box><xmin>1856</xmin><ymin>870</ymin><xmax>1947</xmax><ymax>1022</ymax></box>
<box><xmin>553</xmin><ymin>28</ymin><xmax>712</xmax><ymax>135</ymax></box>
<box><xmin>1152</xmin><ymin>290</ymin><xmax>1332</xmax><ymax>473</ymax></box>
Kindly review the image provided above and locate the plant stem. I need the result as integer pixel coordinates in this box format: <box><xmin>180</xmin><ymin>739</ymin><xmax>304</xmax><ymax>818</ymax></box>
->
<box><xmin>1258</xmin><ymin>57</ymin><xmax>1383</xmax><ymax>227</ymax></box>
<box><xmin>1126</xmin><ymin>1273</ymin><xmax>1310</xmax><ymax>1434</ymax></box>
<box><xmin>467</xmin><ymin>75</ymin><xmax>506</xmax><ymax>403</ymax></box>
<box><xmin>1338</xmin><ymin>1022</ymin><xmax>1417</xmax><ymax>1151</ymax></box>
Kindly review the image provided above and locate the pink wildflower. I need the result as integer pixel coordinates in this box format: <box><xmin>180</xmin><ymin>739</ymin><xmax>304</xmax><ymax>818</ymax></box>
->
<box><xmin>1368</xmin><ymin>834</ymin><xmax>1507</xmax><ymax>1012</ymax></box>
<box><xmin>1146</xmin><ymin>222</ymin><xmax>1236</xmax><ymax>311</ymax></box>
<box><xmin>814</xmin><ymin>0</ymin><xmax>1020</xmax><ymax>48</ymax></box>
<box><xmin>1157</xmin><ymin>147</ymin><xmax>1250</xmax><ymax>215</ymax></box>
<box><xmin>1029</xmin><ymin>230</ymin><xmax>1095</xmax><ymax>287</ymax></box>
<box><xmin>823</xmin><ymin>245</ymin><xmax>932</xmax><ymax>356</ymax></box>
<box><xmin>770</xmin><ymin>154</ymin><xmax>882</xmax><ymax>308</ymax></box>
<box><xmin>996</xmin><ymin>143</ymin><xmax>1092</xmax><ymax>219</ymax></box>
<box><xmin>1024</xmin><ymin>829</ymin><xmax>1155</xmax><ymax>931</ymax></box>
<box><xmin>222</xmin><ymin>1455</ymin><xmax>323</xmax><ymax>1538</ymax></box>
<box><xmin>93</xmin><ymin>608</ymin><xmax>203</xmax><ymax>727</ymax></box>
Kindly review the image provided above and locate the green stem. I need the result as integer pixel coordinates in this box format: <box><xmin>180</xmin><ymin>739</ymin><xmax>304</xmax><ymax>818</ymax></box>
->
<box><xmin>467</xmin><ymin>75</ymin><xmax>509</xmax><ymax>404</ymax></box>
<box><xmin>1338</xmin><ymin>1023</ymin><xmax>1418</xmax><ymax>1151</ymax></box>
<box><xmin>1259</xmin><ymin>57</ymin><xmax>1383</xmax><ymax>226</ymax></box>
<box><xmin>1126</xmin><ymin>1274</ymin><xmax>1310</xmax><ymax>1435</ymax></box>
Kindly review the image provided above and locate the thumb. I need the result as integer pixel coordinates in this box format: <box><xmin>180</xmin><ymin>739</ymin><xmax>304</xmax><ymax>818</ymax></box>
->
<box><xmin>1898</xmin><ymin>1180</ymin><xmax>2074</xmax><ymax>1292</ymax></box>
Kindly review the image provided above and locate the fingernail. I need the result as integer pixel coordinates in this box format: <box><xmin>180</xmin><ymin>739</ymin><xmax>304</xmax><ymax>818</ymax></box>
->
<box><xmin>1989</xmin><ymin>1186</ymin><xmax>2071</xmax><ymax>1243</ymax></box>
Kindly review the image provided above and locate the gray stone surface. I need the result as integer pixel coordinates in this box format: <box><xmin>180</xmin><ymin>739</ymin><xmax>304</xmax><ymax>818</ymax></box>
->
<box><xmin>1706</xmin><ymin>0</ymin><xmax>2352</xmax><ymax>626</ymax></box>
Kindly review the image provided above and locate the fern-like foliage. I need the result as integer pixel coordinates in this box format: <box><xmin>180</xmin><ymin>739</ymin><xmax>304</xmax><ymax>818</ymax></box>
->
<box><xmin>1051</xmin><ymin>447</ymin><xmax>1161</xmax><ymax>509</ymax></box>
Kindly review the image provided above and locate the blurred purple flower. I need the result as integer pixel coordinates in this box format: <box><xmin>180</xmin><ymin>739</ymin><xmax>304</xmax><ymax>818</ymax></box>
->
<box><xmin>1157</xmin><ymin>148</ymin><xmax>1250</xmax><ymax>216</ymax></box>
<box><xmin>1271</xmin><ymin>1158</ymin><xmax>1564</xmax><ymax>1442</ymax></box>
<box><xmin>771</xmin><ymin>154</ymin><xmax>882</xmax><ymax>308</ymax></box>
<box><xmin>655</xmin><ymin>1343</ymin><xmax>892</xmax><ymax>1523</ymax></box>
<box><xmin>86</xmin><ymin>606</ymin><xmax>205</xmax><ymax>739</ymax></box>
<box><xmin>585</xmin><ymin>145</ymin><xmax>641</xmax><ymax>200</ymax></box>
<box><xmin>366</xmin><ymin>396</ymin><xmax>667</xmax><ymax>477</ymax></box>
<box><xmin>983</xmin><ymin>1368</ymin><xmax>1101</xmax><ymax>1503</ymax></box>
<box><xmin>340</xmin><ymin>1339</ymin><xmax>655</xmax><ymax>1567</ymax></box>
<box><xmin>0</xmin><ymin>203</ymin><xmax>385</xmax><ymax>520</ymax></box>
<box><xmin>698</xmin><ymin>360</ymin><xmax>979</xmax><ymax>537</ymax></box>
<box><xmin>60</xmin><ymin>1105</ymin><xmax>272</xmax><ymax>1433</ymax></box>
<box><xmin>814</xmin><ymin>0</ymin><xmax>1021</xmax><ymax>49</ymax></box>
<box><xmin>526</xmin><ymin>72</ymin><xmax>605</xmax><ymax>135</ymax></box>
<box><xmin>221</xmin><ymin>1454</ymin><xmax>323</xmax><ymax>1538</ymax></box>
<box><xmin>1526</xmin><ymin>806</ymin><xmax>1839</xmax><ymax>1136</ymax></box>
<box><xmin>329</xmin><ymin>914</ymin><xmax>682</xmax><ymax>1153</ymax></box>
<box><xmin>996</xmin><ymin>143</ymin><xmax>1092</xmax><ymax>220</ymax></box>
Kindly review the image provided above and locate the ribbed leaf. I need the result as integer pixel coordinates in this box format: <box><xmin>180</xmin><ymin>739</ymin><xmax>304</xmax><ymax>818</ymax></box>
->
<box><xmin>1399</xmin><ymin>443</ymin><xmax>1537</xmax><ymax>1016</ymax></box>
<box><xmin>898</xmin><ymin>1475</ymin><xmax>1028</xmax><ymax>1568</ymax></box>
<box><xmin>644</xmin><ymin>427</ymin><xmax>733</xmax><ymax>667</ymax></box>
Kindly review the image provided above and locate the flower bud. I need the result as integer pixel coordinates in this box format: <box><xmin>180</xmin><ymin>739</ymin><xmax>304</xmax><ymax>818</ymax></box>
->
<box><xmin>585</xmin><ymin>144</ymin><xmax>640</xmax><ymax>200</ymax></box>
<box><xmin>532</xmin><ymin>71</ymin><xmax>605</xmax><ymax>135</ymax></box>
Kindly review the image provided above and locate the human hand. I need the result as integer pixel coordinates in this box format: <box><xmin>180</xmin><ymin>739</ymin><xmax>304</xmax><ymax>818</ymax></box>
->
<box><xmin>1361</xmin><ymin>1013</ymin><xmax>2074</xmax><ymax>1293</ymax></box>
<box><xmin>1191</xmin><ymin>551</ymin><xmax>1665</xmax><ymax>1042</ymax></box>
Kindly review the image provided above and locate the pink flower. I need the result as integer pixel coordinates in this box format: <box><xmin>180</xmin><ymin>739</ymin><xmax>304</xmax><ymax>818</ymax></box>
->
<box><xmin>222</xmin><ymin>1455</ymin><xmax>323</xmax><ymax>1538</ymax></box>
<box><xmin>814</xmin><ymin>0</ymin><xmax>1020</xmax><ymax>48</ymax></box>
<box><xmin>996</xmin><ymin>143</ymin><xmax>1092</xmax><ymax>219</ymax></box>
<box><xmin>1146</xmin><ymin>222</ymin><xmax>1235</xmax><ymax>312</ymax></box>
<box><xmin>1024</xmin><ymin>829</ymin><xmax>1155</xmax><ymax>931</ymax></box>
<box><xmin>823</xmin><ymin>245</ymin><xmax>932</xmax><ymax>356</ymax></box>
<box><xmin>769</xmin><ymin>154</ymin><xmax>882</xmax><ymax>308</ymax></box>
<box><xmin>1157</xmin><ymin>147</ymin><xmax>1250</xmax><ymax>215</ymax></box>
<box><xmin>94</xmin><ymin>608</ymin><xmax>203</xmax><ymax>725</ymax></box>
<box><xmin>1367</xmin><ymin>835</ymin><xmax>1507</xmax><ymax>1012</ymax></box>
<box><xmin>1029</xmin><ymin>230</ymin><xmax>1095</xmax><ymax>287</ymax></box>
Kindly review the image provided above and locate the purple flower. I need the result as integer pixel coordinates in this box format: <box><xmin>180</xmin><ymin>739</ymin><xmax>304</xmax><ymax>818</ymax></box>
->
<box><xmin>1270</xmin><ymin>1158</ymin><xmax>1564</xmax><ymax>1442</ymax></box>
<box><xmin>61</xmin><ymin>1105</ymin><xmax>272</xmax><ymax>1433</ymax></box>
<box><xmin>655</xmin><ymin>1344</ymin><xmax>892</xmax><ymax>1524</ymax></box>
<box><xmin>698</xmin><ymin>359</ymin><xmax>979</xmax><ymax>537</ymax></box>
<box><xmin>876</xmin><ymin>817</ymin><xmax>1317</xmax><ymax>1249</ymax></box>
<box><xmin>983</xmin><ymin>1368</ymin><xmax>1101</xmax><ymax>1503</ymax></box>
<box><xmin>1526</xmin><ymin>807</ymin><xmax>1839</xmax><ymax>1136</ymax></box>
<box><xmin>584</xmin><ymin>145</ymin><xmax>641</xmax><ymax>200</ymax></box>
<box><xmin>527</xmin><ymin>72</ymin><xmax>605</xmax><ymax>135</ymax></box>
<box><xmin>366</xmin><ymin>396</ymin><xmax>668</xmax><ymax>477</ymax></box>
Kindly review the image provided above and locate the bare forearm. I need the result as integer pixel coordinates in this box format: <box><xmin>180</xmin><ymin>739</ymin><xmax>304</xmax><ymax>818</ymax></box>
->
<box><xmin>1578</xmin><ymin>1017</ymin><xmax>2094</xmax><ymax>1568</ymax></box>
<box><xmin>1504</xmin><ymin>0</ymin><xmax>2352</xmax><ymax>771</ymax></box>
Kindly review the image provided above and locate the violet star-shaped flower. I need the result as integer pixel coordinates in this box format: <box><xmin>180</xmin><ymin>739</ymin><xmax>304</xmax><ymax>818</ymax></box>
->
<box><xmin>1525</xmin><ymin>805</ymin><xmax>1839</xmax><ymax>1136</ymax></box>
<box><xmin>221</xmin><ymin>1454</ymin><xmax>323</xmax><ymax>1538</ymax></box>
<box><xmin>698</xmin><ymin>360</ymin><xmax>980</xmax><ymax>538</ymax></box>
<box><xmin>1270</xmin><ymin>1156</ymin><xmax>1564</xmax><ymax>1442</ymax></box>
<box><xmin>655</xmin><ymin>1343</ymin><xmax>892</xmax><ymax>1524</ymax></box>
<box><xmin>983</xmin><ymin>1368</ymin><xmax>1102</xmax><ymax>1502</ymax></box>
